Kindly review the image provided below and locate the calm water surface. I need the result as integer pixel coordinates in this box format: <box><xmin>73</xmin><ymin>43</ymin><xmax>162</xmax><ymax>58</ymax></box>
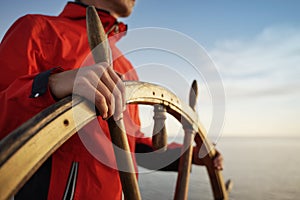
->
<box><xmin>138</xmin><ymin>138</ymin><xmax>300</xmax><ymax>200</ymax></box>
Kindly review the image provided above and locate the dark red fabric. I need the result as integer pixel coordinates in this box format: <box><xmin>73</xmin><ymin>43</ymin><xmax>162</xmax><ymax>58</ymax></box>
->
<box><xmin>0</xmin><ymin>2</ymin><xmax>151</xmax><ymax>199</ymax></box>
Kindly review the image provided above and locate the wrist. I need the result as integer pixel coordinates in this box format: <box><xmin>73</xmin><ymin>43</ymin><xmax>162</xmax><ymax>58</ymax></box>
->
<box><xmin>49</xmin><ymin>70</ymin><xmax>75</xmax><ymax>99</ymax></box>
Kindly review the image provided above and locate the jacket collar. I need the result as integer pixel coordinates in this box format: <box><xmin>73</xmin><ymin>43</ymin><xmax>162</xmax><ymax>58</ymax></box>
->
<box><xmin>59</xmin><ymin>2</ymin><xmax>127</xmax><ymax>39</ymax></box>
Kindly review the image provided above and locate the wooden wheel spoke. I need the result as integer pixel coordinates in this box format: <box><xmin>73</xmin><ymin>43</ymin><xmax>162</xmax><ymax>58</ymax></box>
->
<box><xmin>0</xmin><ymin>80</ymin><xmax>229</xmax><ymax>200</ymax></box>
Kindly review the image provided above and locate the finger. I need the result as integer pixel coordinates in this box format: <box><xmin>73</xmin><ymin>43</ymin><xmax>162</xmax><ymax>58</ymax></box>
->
<box><xmin>94</xmin><ymin>89</ymin><xmax>109</xmax><ymax>119</ymax></box>
<box><xmin>115</xmin><ymin>71</ymin><xmax>125</xmax><ymax>80</ymax></box>
<box><xmin>96</xmin><ymin>65</ymin><xmax>124</xmax><ymax>119</ymax></box>
<box><xmin>74</xmin><ymin>77</ymin><xmax>109</xmax><ymax>119</ymax></box>
<box><xmin>107</xmin><ymin>67</ymin><xmax>126</xmax><ymax>111</ymax></box>
<box><xmin>213</xmin><ymin>154</ymin><xmax>223</xmax><ymax>170</ymax></box>
<box><xmin>213</xmin><ymin>154</ymin><xmax>222</xmax><ymax>165</ymax></box>
<box><xmin>80</xmin><ymin>68</ymin><xmax>115</xmax><ymax>118</ymax></box>
<box><xmin>98</xmin><ymin>65</ymin><xmax>117</xmax><ymax>92</ymax></box>
<box><xmin>97</xmin><ymin>80</ymin><xmax>115</xmax><ymax>119</ymax></box>
<box><xmin>214</xmin><ymin>160</ymin><xmax>223</xmax><ymax>170</ymax></box>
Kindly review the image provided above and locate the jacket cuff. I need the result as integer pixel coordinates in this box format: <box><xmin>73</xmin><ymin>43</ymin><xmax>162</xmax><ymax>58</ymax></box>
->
<box><xmin>29</xmin><ymin>67</ymin><xmax>63</xmax><ymax>98</ymax></box>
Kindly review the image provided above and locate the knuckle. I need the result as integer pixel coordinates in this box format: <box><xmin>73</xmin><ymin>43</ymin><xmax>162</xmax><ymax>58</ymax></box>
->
<box><xmin>102</xmin><ymin>70</ymin><xmax>110</xmax><ymax>78</ymax></box>
<box><xmin>85</xmin><ymin>70</ymin><xmax>96</xmax><ymax>78</ymax></box>
<box><xmin>100</xmin><ymin>70</ymin><xmax>110</xmax><ymax>82</ymax></box>
<box><xmin>81</xmin><ymin>71</ymin><xmax>95</xmax><ymax>82</ymax></box>
<box><xmin>98</xmin><ymin>62</ymin><xmax>109</xmax><ymax>68</ymax></box>
<box><xmin>94</xmin><ymin>64</ymin><xmax>105</xmax><ymax>75</ymax></box>
<box><xmin>75</xmin><ymin>75</ymin><xmax>86</xmax><ymax>82</ymax></box>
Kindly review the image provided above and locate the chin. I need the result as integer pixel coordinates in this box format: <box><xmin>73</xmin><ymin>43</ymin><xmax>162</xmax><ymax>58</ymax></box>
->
<box><xmin>120</xmin><ymin>12</ymin><xmax>132</xmax><ymax>17</ymax></box>
<box><xmin>118</xmin><ymin>8</ymin><xmax>133</xmax><ymax>17</ymax></box>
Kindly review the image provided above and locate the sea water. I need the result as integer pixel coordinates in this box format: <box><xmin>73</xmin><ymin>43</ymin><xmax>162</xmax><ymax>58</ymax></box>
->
<box><xmin>138</xmin><ymin>138</ymin><xmax>300</xmax><ymax>200</ymax></box>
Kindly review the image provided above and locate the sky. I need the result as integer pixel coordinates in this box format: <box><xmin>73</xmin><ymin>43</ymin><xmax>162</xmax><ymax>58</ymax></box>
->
<box><xmin>1</xmin><ymin>0</ymin><xmax>300</xmax><ymax>138</ymax></box>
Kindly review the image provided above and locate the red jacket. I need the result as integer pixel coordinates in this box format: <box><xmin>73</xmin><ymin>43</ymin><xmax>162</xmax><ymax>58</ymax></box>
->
<box><xmin>0</xmin><ymin>2</ymin><xmax>152</xmax><ymax>199</ymax></box>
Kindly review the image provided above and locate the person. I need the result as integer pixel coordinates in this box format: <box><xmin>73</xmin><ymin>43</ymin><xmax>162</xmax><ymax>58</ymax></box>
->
<box><xmin>0</xmin><ymin>0</ymin><xmax>223</xmax><ymax>199</ymax></box>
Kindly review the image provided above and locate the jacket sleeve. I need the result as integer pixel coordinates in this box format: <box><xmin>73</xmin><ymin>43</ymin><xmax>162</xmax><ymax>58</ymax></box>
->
<box><xmin>0</xmin><ymin>15</ymin><xmax>57</xmax><ymax>139</ymax></box>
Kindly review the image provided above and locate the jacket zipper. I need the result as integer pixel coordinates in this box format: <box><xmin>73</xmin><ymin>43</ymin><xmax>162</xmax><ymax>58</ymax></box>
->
<box><xmin>63</xmin><ymin>162</ymin><xmax>79</xmax><ymax>200</ymax></box>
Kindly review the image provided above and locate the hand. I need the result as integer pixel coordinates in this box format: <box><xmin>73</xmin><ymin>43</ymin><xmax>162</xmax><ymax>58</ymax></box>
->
<box><xmin>49</xmin><ymin>62</ymin><xmax>125</xmax><ymax>120</ymax></box>
<box><xmin>212</xmin><ymin>150</ymin><xmax>223</xmax><ymax>170</ymax></box>
<box><xmin>193</xmin><ymin>146</ymin><xmax>224</xmax><ymax>170</ymax></box>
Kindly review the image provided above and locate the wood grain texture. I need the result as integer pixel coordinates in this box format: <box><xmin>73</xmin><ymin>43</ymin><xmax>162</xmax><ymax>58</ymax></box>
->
<box><xmin>174</xmin><ymin>80</ymin><xmax>198</xmax><ymax>200</ymax></box>
<box><xmin>86</xmin><ymin>6</ymin><xmax>141</xmax><ymax>200</ymax></box>
<box><xmin>152</xmin><ymin>104</ymin><xmax>168</xmax><ymax>151</ymax></box>
<box><xmin>0</xmin><ymin>96</ymin><xmax>96</xmax><ymax>200</ymax></box>
<box><xmin>0</xmin><ymin>81</ymin><xmax>229</xmax><ymax>200</ymax></box>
